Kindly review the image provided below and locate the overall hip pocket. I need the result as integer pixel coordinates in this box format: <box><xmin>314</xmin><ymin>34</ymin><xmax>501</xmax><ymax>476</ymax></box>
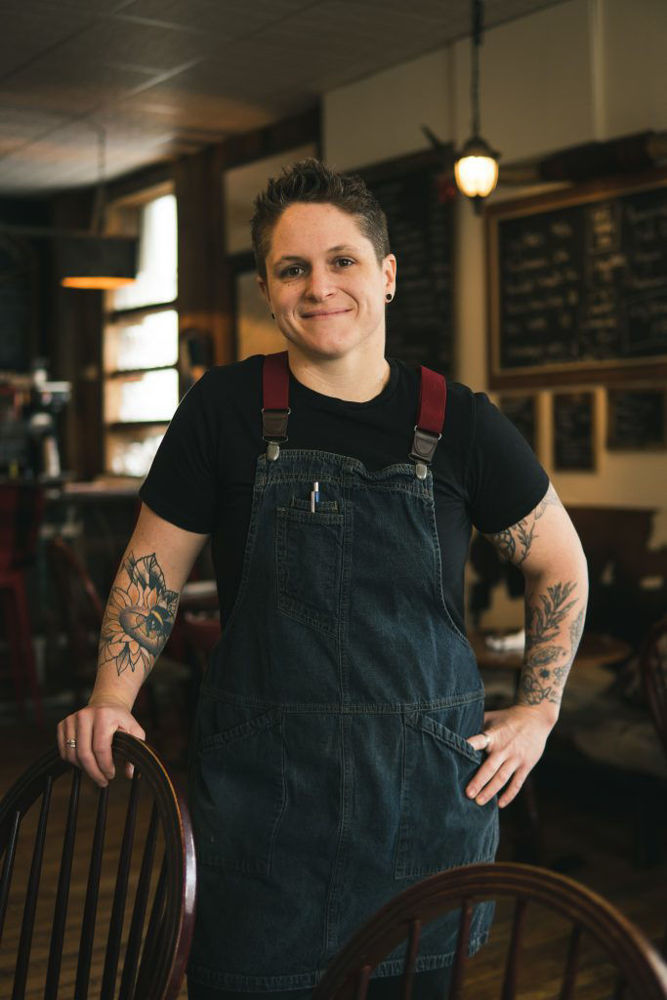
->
<box><xmin>194</xmin><ymin>708</ymin><xmax>286</xmax><ymax>875</ymax></box>
<box><xmin>394</xmin><ymin>706</ymin><xmax>499</xmax><ymax>880</ymax></box>
<box><xmin>275</xmin><ymin>501</ymin><xmax>345</xmax><ymax>635</ymax></box>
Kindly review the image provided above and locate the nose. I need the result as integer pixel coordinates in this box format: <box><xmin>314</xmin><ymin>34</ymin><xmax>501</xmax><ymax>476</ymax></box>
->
<box><xmin>303</xmin><ymin>263</ymin><xmax>334</xmax><ymax>301</ymax></box>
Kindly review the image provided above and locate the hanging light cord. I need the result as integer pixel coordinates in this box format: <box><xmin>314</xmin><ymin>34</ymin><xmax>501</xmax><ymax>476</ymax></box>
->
<box><xmin>470</xmin><ymin>0</ymin><xmax>483</xmax><ymax>138</ymax></box>
<box><xmin>91</xmin><ymin>126</ymin><xmax>107</xmax><ymax>236</ymax></box>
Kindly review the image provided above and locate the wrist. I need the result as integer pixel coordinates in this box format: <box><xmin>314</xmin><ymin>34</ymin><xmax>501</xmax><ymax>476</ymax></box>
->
<box><xmin>88</xmin><ymin>689</ymin><xmax>135</xmax><ymax>713</ymax></box>
<box><xmin>515</xmin><ymin>698</ymin><xmax>560</xmax><ymax>729</ymax></box>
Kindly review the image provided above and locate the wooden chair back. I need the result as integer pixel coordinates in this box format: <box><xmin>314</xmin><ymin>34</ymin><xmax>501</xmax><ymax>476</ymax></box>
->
<box><xmin>313</xmin><ymin>862</ymin><xmax>667</xmax><ymax>1000</ymax></box>
<box><xmin>0</xmin><ymin>732</ymin><xmax>196</xmax><ymax>999</ymax></box>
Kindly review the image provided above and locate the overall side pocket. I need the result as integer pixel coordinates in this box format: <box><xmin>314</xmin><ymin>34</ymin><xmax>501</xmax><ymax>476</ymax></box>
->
<box><xmin>394</xmin><ymin>707</ymin><xmax>499</xmax><ymax>879</ymax></box>
<box><xmin>194</xmin><ymin>708</ymin><xmax>286</xmax><ymax>875</ymax></box>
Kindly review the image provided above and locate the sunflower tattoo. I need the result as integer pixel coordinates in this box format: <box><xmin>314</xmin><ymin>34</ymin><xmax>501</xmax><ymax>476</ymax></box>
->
<box><xmin>99</xmin><ymin>552</ymin><xmax>178</xmax><ymax>676</ymax></box>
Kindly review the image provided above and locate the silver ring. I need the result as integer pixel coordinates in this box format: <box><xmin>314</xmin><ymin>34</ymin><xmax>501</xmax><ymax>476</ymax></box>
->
<box><xmin>65</xmin><ymin>738</ymin><xmax>78</xmax><ymax>748</ymax></box>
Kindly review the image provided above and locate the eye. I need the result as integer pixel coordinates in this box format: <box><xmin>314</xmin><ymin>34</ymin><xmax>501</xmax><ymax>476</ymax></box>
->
<box><xmin>335</xmin><ymin>257</ymin><xmax>355</xmax><ymax>268</ymax></box>
<box><xmin>280</xmin><ymin>264</ymin><xmax>304</xmax><ymax>278</ymax></box>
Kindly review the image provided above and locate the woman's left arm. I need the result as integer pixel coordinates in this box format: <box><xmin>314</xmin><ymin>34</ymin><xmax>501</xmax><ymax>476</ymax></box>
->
<box><xmin>465</xmin><ymin>483</ymin><xmax>589</xmax><ymax>808</ymax></box>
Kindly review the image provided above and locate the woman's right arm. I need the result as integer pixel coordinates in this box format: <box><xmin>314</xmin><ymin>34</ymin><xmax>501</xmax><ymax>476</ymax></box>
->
<box><xmin>56</xmin><ymin>502</ymin><xmax>210</xmax><ymax>786</ymax></box>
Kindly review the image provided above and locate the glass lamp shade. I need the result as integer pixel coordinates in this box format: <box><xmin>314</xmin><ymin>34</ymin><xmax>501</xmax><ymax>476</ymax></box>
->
<box><xmin>454</xmin><ymin>136</ymin><xmax>500</xmax><ymax>199</ymax></box>
<box><xmin>59</xmin><ymin>236</ymin><xmax>138</xmax><ymax>289</ymax></box>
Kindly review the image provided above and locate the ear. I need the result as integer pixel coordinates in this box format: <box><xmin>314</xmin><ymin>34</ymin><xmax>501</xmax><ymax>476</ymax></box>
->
<box><xmin>256</xmin><ymin>274</ymin><xmax>271</xmax><ymax>309</ymax></box>
<box><xmin>383</xmin><ymin>253</ymin><xmax>397</xmax><ymax>297</ymax></box>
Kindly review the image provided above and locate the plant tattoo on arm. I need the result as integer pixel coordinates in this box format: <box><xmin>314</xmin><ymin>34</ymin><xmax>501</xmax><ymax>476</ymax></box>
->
<box><xmin>521</xmin><ymin>582</ymin><xmax>581</xmax><ymax>705</ymax></box>
<box><xmin>484</xmin><ymin>486</ymin><xmax>586</xmax><ymax>708</ymax></box>
<box><xmin>99</xmin><ymin>552</ymin><xmax>178</xmax><ymax>676</ymax></box>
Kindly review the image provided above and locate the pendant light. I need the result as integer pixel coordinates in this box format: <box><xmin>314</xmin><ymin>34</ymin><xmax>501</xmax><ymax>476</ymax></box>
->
<box><xmin>60</xmin><ymin>127</ymin><xmax>137</xmax><ymax>289</ymax></box>
<box><xmin>454</xmin><ymin>0</ymin><xmax>501</xmax><ymax>210</ymax></box>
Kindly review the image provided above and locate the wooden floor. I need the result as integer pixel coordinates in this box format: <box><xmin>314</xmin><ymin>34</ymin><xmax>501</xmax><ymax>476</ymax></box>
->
<box><xmin>1</xmin><ymin>701</ymin><xmax>665</xmax><ymax>999</ymax></box>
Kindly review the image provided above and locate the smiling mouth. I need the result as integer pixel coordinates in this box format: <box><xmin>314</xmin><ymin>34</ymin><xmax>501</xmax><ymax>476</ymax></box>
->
<box><xmin>301</xmin><ymin>309</ymin><xmax>352</xmax><ymax>318</ymax></box>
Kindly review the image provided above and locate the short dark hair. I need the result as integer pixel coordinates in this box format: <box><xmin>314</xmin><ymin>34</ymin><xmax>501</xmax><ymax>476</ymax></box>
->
<box><xmin>251</xmin><ymin>158</ymin><xmax>390</xmax><ymax>280</ymax></box>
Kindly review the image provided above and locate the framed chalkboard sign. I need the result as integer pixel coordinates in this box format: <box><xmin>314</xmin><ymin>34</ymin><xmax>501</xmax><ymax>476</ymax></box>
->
<box><xmin>487</xmin><ymin>169</ymin><xmax>667</xmax><ymax>388</ymax></box>
<box><xmin>499</xmin><ymin>393</ymin><xmax>537</xmax><ymax>452</ymax></box>
<box><xmin>358</xmin><ymin>149</ymin><xmax>456</xmax><ymax>374</ymax></box>
<box><xmin>553</xmin><ymin>391</ymin><xmax>596</xmax><ymax>471</ymax></box>
<box><xmin>607</xmin><ymin>387</ymin><xmax>666</xmax><ymax>450</ymax></box>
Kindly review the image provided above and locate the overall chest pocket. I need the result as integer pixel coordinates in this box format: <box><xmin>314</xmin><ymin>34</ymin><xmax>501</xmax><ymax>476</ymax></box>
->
<box><xmin>394</xmin><ymin>707</ymin><xmax>499</xmax><ymax>880</ymax></box>
<box><xmin>194</xmin><ymin>709</ymin><xmax>286</xmax><ymax>876</ymax></box>
<box><xmin>275</xmin><ymin>499</ymin><xmax>345</xmax><ymax>635</ymax></box>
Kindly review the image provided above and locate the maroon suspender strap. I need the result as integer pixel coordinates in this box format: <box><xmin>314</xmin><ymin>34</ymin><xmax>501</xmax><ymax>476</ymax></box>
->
<box><xmin>262</xmin><ymin>351</ymin><xmax>290</xmax><ymax>459</ymax></box>
<box><xmin>410</xmin><ymin>366</ymin><xmax>447</xmax><ymax>477</ymax></box>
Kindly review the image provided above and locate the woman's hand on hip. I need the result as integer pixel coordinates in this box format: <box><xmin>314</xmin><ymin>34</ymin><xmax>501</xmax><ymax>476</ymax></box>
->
<box><xmin>56</xmin><ymin>698</ymin><xmax>145</xmax><ymax>786</ymax></box>
<box><xmin>465</xmin><ymin>704</ymin><xmax>556</xmax><ymax>808</ymax></box>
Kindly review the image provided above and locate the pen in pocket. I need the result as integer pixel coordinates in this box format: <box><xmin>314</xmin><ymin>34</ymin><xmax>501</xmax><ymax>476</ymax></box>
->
<box><xmin>310</xmin><ymin>481</ymin><xmax>320</xmax><ymax>513</ymax></box>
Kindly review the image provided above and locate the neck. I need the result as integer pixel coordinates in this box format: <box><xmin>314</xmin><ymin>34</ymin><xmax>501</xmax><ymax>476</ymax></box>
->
<box><xmin>287</xmin><ymin>350</ymin><xmax>390</xmax><ymax>402</ymax></box>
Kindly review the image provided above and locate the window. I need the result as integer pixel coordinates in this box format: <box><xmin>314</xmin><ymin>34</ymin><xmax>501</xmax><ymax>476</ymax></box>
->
<box><xmin>103</xmin><ymin>190</ymin><xmax>178</xmax><ymax>477</ymax></box>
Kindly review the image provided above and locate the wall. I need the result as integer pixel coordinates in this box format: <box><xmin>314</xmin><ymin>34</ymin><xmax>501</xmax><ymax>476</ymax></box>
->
<box><xmin>323</xmin><ymin>0</ymin><xmax>667</xmax><ymax>576</ymax></box>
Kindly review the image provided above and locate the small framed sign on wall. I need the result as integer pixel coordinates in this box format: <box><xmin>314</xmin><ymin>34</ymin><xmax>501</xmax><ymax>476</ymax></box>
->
<box><xmin>607</xmin><ymin>387</ymin><xmax>666</xmax><ymax>451</ymax></box>
<box><xmin>553</xmin><ymin>391</ymin><xmax>596</xmax><ymax>471</ymax></box>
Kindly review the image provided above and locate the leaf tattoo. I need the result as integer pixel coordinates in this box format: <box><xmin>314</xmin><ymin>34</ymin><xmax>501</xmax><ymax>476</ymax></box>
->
<box><xmin>526</xmin><ymin>581</ymin><xmax>578</xmax><ymax>645</ymax></box>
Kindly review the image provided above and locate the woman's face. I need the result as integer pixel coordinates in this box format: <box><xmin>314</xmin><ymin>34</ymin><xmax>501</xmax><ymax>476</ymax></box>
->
<box><xmin>258</xmin><ymin>202</ymin><xmax>396</xmax><ymax>364</ymax></box>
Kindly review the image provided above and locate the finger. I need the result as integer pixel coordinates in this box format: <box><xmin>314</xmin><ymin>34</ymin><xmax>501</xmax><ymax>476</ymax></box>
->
<box><xmin>59</xmin><ymin>716</ymin><xmax>81</xmax><ymax>764</ymax></box>
<box><xmin>56</xmin><ymin>719</ymin><xmax>67</xmax><ymax>760</ymax></box>
<box><xmin>473</xmin><ymin>760</ymin><xmax>517</xmax><ymax>806</ymax></box>
<box><xmin>466</xmin><ymin>730</ymin><xmax>493</xmax><ymax>754</ymax></box>
<box><xmin>465</xmin><ymin>753</ymin><xmax>503</xmax><ymax>800</ymax></box>
<box><xmin>116</xmin><ymin>723</ymin><xmax>145</xmax><ymax>779</ymax></box>
<box><xmin>75</xmin><ymin>714</ymin><xmax>112</xmax><ymax>787</ymax></box>
<box><xmin>498</xmin><ymin>770</ymin><xmax>527</xmax><ymax>809</ymax></box>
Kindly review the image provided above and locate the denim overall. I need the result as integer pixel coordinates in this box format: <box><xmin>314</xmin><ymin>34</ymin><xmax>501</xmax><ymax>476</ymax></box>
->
<box><xmin>187</xmin><ymin>355</ymin><xmax>498</xmax><ymax>992</ymax></box>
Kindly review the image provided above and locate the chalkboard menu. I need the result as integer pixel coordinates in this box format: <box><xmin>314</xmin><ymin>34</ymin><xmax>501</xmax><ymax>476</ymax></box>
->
<box><xmin>499</xmin><ymin>394</ymin><xmax>537</xmax><ymax>452</ymax></box>
<box><xmin>607</xmin><ymin>388</ymin><xmax>666</xmax><ymax>450</ymax></box>
<box><xmin>487</xmin><ymin>170</ymin><xmax>667</xmax><ymax>388</ymax></box>
<box><xmin>553</xmin><ymin>391</ymin><xmax>596</xmax><ymax>471</ymax></box>
<box><xmin>359</xmin><ymin>150</ymin><xmax>455</xmax><ymax>374</ymax></box>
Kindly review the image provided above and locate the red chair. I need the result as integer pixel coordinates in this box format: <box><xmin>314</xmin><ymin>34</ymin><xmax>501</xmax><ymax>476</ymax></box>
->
<box><xmin>313</xmin><ymin>863</ymin><xmax>667</xmax><ymax>1000</ymax></box>
<box><xmin>0</xmin><ymin>483</ymin><xmax>45</xmax><ymax>729</ymax></box>
<box><xmin>46</xmin><ymin>534</ymin><xmax>105</xmax><ymax>705</ymax></box>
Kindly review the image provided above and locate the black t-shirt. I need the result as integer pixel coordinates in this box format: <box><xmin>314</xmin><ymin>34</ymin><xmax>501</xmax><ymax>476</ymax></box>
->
<box><xmin>139</xmin><ymin>355</ymin><xmax>549</xmax><ymax>634</ymax></box>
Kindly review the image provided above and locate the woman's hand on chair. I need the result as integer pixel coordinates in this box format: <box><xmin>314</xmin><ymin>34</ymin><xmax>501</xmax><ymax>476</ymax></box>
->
<box><xmin>57</xmin><ymin>697</ymin><xmax>145</xmax><ymax>786</ymax></box>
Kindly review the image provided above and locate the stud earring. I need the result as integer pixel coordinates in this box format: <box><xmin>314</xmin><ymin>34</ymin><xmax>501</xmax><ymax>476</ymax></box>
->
<box><xmin>271</xmin><ymin>313</ymin><xmax>275</xmax><ymax>319</ymax></box>
<box><xmin>385</xmin><ymin>293</ymin><xmax>393</xmax><ymax>302</ymax></box>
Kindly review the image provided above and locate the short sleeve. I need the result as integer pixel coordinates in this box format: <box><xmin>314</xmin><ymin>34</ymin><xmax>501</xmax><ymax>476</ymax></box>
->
<box><xmin>466</xmin><ymin>393</ymin><xmax>549</xmax><ymax>534</ymax></box>
<box><xmin>138</xmin><ymin>373</ymin><xmax>218</xmax><ymax>533</ymax></box>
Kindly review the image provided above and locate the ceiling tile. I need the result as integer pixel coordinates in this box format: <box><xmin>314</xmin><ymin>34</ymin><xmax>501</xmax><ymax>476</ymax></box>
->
<box><xmin>0</xmin><ymin>5</ymin><xmax>99</xmax><ymax>78</ymax></box>
<box><xmin>113</xmin><ymin>0</ymin><xmax>313</xmax><ymax>37</ymax></box>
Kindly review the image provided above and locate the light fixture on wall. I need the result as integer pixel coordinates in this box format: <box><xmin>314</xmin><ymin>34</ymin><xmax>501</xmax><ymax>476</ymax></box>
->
<box><xmin>454</xmin><ymin>0</ymin><xmax>500</xmax><ymax>210</ymax></box>
<box><xmin>60</xmin><ymin>127</ymin><xmax>137</xmax><ymax>289</ymax></box>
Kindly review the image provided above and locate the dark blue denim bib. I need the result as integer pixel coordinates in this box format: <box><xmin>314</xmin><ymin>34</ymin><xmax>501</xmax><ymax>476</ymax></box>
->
<box><xmin>187</xmin><ymin>449</ymin><xmax>498</xmax><ymax>991</ymax></box>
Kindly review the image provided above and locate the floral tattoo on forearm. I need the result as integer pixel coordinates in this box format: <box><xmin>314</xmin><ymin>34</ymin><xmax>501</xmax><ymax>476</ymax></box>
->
<box><xmin>99</xmin><ymin>552</ymin><xmax>178</xmax><ymax>676</ymax></box>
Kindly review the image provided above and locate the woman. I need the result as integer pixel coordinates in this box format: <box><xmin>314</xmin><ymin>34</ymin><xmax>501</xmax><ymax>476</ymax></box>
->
<box><xmin>57</xmin><ymin>159</ymin><xmax>587</xmax><ymax>998</ymax></box>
